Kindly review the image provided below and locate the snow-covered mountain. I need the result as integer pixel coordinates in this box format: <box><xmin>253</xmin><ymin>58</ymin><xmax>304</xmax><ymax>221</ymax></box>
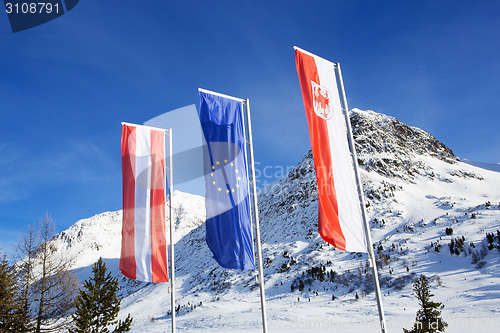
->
<box><xmin>49</xmin><ymin>109</ymin><xmax>500</xmax><ymax>332</ymax></box>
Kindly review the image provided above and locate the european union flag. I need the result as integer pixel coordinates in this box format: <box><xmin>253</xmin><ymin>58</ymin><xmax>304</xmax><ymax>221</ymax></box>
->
<box><xmin>199</xmin><ymin>89</ymin><xmax>255</xmax><ymax>270</ymax></box>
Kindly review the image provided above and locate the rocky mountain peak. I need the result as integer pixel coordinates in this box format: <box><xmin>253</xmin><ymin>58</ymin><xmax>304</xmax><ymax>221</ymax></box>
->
<box><xmin>349</xmin><ymin>109</ymin><xmax>458</xmax><ymax>181</ymax></box>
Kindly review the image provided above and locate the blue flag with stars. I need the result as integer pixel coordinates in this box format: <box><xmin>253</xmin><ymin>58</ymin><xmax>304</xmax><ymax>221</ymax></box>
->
<box><xmin>199</xmin><ymin>90</ymin><xmax>255</xmax><ymax>270</ymax></box>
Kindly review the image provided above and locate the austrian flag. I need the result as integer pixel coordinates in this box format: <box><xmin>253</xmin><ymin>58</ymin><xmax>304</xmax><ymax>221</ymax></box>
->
<box><xmin>120</xmin><ymin>123</ymin><xmax>169</xmax><ymax>282</ymax></box>
<box><xmin>295</xmin><ymin>47</ymin><xmax>368</xmax><ymax>253</ymax></box>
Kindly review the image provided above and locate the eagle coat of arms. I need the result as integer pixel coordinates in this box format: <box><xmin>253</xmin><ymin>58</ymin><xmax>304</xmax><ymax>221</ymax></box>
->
<box><xmin>311</xmin><ymin>81</ymin><xmax>332</xmax><ymax>120</ymax></box>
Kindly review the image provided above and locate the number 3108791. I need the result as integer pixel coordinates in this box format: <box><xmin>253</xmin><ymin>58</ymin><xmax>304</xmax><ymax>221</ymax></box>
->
<box><xmin>5</xmin><ymin>2</ymin><xmax>60</xmax><ymax>14</ymax></box>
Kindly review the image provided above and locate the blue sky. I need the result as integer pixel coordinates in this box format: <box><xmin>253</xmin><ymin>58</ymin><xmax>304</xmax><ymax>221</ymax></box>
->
<box><xmin>1</xmin><ymin>1</ymin><xmax>499</xmax><ymax>255</ymax></box>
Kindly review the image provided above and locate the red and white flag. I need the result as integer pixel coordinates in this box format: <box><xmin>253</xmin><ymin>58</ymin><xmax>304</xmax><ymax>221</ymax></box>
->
<box><xmin>120</xmin><ymin>123</ymin><xmax>169</xmax><ymax>282</ymax></box>
<box><xmin>295</xmin><ymin>47</ymin><xmax>367</xmax><ymax>253</ymax></box>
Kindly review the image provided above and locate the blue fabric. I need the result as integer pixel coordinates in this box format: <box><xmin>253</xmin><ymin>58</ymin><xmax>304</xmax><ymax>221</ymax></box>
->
<box><xmin>199</xmin><ymin>91</ymin><xmax>255</xmax><ymax>270</ymax></box>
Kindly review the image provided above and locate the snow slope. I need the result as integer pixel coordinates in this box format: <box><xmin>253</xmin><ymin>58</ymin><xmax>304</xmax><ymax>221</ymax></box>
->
<box><xmin>48</xmin><ymin>109</ymin><xmax>500</xmax><ymax>332</ymax></box>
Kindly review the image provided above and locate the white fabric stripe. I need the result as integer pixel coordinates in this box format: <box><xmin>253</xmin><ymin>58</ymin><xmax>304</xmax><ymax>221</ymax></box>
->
<box><xmin>134</xmin><ymin>126</ymin><xmax>153</xmax><ymax>281</ymax></box>
<box><xmin>315</xmin><ymin>57</ymin><xmax>367</xmax><ymax>252</ymax></box>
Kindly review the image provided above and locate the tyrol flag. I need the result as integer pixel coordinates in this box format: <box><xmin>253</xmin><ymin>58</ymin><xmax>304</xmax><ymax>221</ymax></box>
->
<box><xmin>199</xmin><ymin>89</ymin><xmax>255</xmax><ymax>270</ymax></box>
<box><xmin>295</xmin><ymin>47</ymin><xmax>368</xmax><ymax>253</ymax></box>
<box><xmin>120</xmin><ymin>123</ymin><xmax>169</xmax><ymax>282</ymax></box>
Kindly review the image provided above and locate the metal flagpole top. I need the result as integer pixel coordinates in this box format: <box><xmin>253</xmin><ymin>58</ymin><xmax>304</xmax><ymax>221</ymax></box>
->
<box><xmin>293</xmin><ymin>46</ymin><xmax>339</xmax><ymax>67</ymax></box>
<box><xmin>121</xmin><ymin>122</ymin><xmax>171</xmax><ymax>133</ymax></box>
<box><xmin>198</xmin><ymin>88</ymin><xmax>246</xmax><ymax>103</ymax></box>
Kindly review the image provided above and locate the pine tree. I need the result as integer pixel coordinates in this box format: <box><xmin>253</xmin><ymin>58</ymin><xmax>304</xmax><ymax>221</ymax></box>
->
<box><xmin>298</xmin><ymin>280</ymin><xmax>304</xmax><ymax>291</ymax></box>
<box><xmin>0</xmin><ymin>252</ymin><xmax>26</xmax><ymax>332</ymax></box>
<box><xmin>70</xmin><ymin>258</ymin><xmax>133</xmax><ymax>333</ymax></box>
<box><xmin>404</xmin><ymin>275</ymin><xmax>447</xmax><ymax>333</ymax></box>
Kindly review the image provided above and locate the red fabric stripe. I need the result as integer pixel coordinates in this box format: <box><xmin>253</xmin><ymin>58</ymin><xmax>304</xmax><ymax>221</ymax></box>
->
<box><xmin>295</xmin><ymin>49</ymin><xmax>347</xmax><ymax>250</ymax></box>
<box><xmin>149</xmin><ymin>130</ymin><xmax>168</xmax><ymax>283</ymax></box>
<box><xmin>120</xmin><ymin>125</ymin><xmax>137</xmax><ymax>279</ymax></box>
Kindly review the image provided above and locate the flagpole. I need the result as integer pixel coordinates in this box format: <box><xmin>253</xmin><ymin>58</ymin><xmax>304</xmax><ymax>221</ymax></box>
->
<box><xmin>167</xmin><ymin>128</ymin><xmax>176</xmax><ymax>333</ymax></box>
<box><xmin>335</xmin><ymin>64</ymin><xmax>387</xmax><ymax>333</ymax></box>
<box><xmin>244</xmin><ymin>98</ymin><xmax>268</xmax><ymax>333</ymax></box>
